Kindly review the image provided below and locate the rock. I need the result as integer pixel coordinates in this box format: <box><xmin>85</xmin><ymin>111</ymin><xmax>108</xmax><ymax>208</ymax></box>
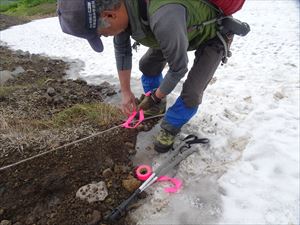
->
<box><xmin>0</xmin><ymin>208</ymin><xmax>4</xmax><ymax>216</ymax></box>
<box><xmin>122</xmin><ymin>175</ymin><xmax>141</xmax><ymax>192</ymax></box>
<box><xmin>43</xmin><ymin>67</ymin><xmax>51</xmax><ymax>73</ymax></box>
<box><xmin>143</xmin><ymin>124</ymin><xmax>151</xmax><ymax>131</ymax></box>
<box><xmin>102</xmin><ymin>168</ymin><xmax>113</xmax><ymax>178</ymax></box>
<box><xmin>99</xmin><ymin>81</ymin><xmax>116</xmax><ymax>96</ymax></box>
<box><xmin>46</xmin><ymin>95</ymin><xmax>54</xmax><ymax>104</ymax></box>
<box><xmin>69</xmin><ymin>94</ymin><xmax>78</xmax><ymax>101</ymax></box>
<box><xmin>25</xmin><ymin>69</ymin><xmax>37</xmax><ymax>74</ymax></box>
<box><xmin>104</xmin><ymin>88</ymin><xmax>116</xmax><ymax>96</ymax></box>
<box><xmin>125</xmin><ymin>142</ymin><xmax>135</xmax><ymax>149</ymax></box>
<box><xmin>46</xmin><ymin>87</ymin><xmax>56</xmax><ymax>97</ymax></box>
<box><xmin>87</xmin><ymin>210</ymin><xmax>102</xmax><ymax>225</ymax></box>
<box><xmin>128</xmin><ymin>148</ymin><xmax>136</xmax><ymax>155</ymax></box>
<box><xmin>0</xmin><ymin>220</ymin><xmax>11</xmax><ymax>225</ymax></box>
<box><xmin>76</xmin><ymin>181</ymin><xmax>108</xmax><ymax>203</ymax></box>
<box><xmin>114</xmin><ymin>165</ymin><xmax>129</xmax><ymax>174</ymax></box>
<box><xmin>273</xmin><ymin>91</ymin><xmax>285</xmax><ymax>100</ymax></box>
<box><xmin>11</xmin><ymin>66</ymin><xmax>25</xmax><ymax>77</ymax></box>
<box><xmin>0</xmin><ymin>70</ymin><xmax>13</xmax><ymax>85</ymax></box>
<box><xmin>15</xmin><ymin>50</ymin><xmax>29</xmax><ymax>57</ymax></box>
<box><xmin>53</xmin><ymin>95</ymin><xmax>64</xmax><ymax>105</ymax></box>
<box><xmin>98</xmin><ymin>81</ymin><xmax>110</xmax><ymax>88</ymax></box>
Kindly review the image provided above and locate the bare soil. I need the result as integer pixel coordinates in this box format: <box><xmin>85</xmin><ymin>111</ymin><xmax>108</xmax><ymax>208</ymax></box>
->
<box><xmin>0</xmin><ymin>14</ymin><xmax>155</xmax><ymax>225</ymax></box>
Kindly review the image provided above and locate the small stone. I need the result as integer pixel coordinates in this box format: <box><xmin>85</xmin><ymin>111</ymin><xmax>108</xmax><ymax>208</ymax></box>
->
<box><xmin>46</xmin><ymin>95</ymin><xmax>54</xmax><ymax>104</ymax></box>
<box><xmin>122</xmin><ymin>175</ymin><xmax>141</xmax><ymax>192</ymax></box>
<box><xmin>53</xmin><ymin>95</ymin><xmax>64</xmax><ymax>105</ymax></box>
<box><xmin>43</xmin><ymin>67</ymin><xmax>51</xmax><ymax>73</ymax></box>
<box><xmin>143</xmin><ymin>124</ymin><xmax>151</xmax><ymax>131</ymax></box>
<box><xmin>12</xmin><ymin>66</ymin><xmax>25</xmax><ymax>76</ymax></box>
<box><xmin>125</xmin><ymin>142</ymin><xmax>135</xmax><ymax>149</ymax></box>
<box><xmin>243</xmin><ymin>96</ymin><xmax>252</xmax><ymax>103</ymax></box>
<box><xmin>102</xmin><ymin>168</ymin><xmax>113</xmax><ymax>178</ymax></box>
<box><xmin>0</xmin><ymin>70</ymin><xmax>13</xmax><ymax>85</ymax></box>
<box><xmin>128</xmin><ymin>148</ymin><xmax>136</xmax><ymax>155</ymax></box>
<box><xmin>273</xmin><ymin>91</ymin><xmax>285</xmax><ymax>100</ymax></box>
<box><xmin>0</xmin><ymin>220</ymin><xmax>11</xmax><ymax>225</ymax></box>
<box><xmin>105</xmin><ymin>89</ymin><xmax>116</xmax><ymax>96</ymax></box>
<box><xmin>26</xmin><ymin>69</ymin><xmax>37</xmax><ymax>74</ymax></box>
<box><xmin>69</xmin><ymin>94</ymin><xmax>78</xmax><ymax>101</ymax></box>
<box><xmin>47</xmin><ymin>87</ymin><xmax>56</xmax><ymax>97</ymax></box>
<box><xmin>87</xmin><ymin>210</ymin><xmax>102</xmax><ymax>225</ymax></box>
<box><xmin>114</xmin><ymin>165</ymin><xmax>128</xmax><ymax>174</ymax></box>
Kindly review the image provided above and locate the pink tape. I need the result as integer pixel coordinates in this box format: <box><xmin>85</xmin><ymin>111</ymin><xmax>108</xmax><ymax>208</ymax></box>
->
<box><xmin>136</xmin><ymin>165</ymin><xmax>152</xmax><ymax>181</ymax></box>
<box><xmin>135</xmin><ymin>165</ymin><xmax>182</xmax><ymax>193</ymax></box>
<box><xmin>122</xmin><ymin>109</ymin><xmax>144</xmax><ymax>129</ymax></box>
<box><xmin>157</xmin><ymin>176</ymin><xmax>182</xmax><ymax>193</ymax></box>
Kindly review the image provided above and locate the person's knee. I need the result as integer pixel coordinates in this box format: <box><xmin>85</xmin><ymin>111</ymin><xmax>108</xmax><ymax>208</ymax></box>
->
<box><xmin>139</xmin><ymin>57</ymin><xmax>148</xmax><ymax>74</ymax></box>
<box><xmin>139</xmin><ymin>55</ymin><xmax>165</xmax><ymax>75</ymax></box>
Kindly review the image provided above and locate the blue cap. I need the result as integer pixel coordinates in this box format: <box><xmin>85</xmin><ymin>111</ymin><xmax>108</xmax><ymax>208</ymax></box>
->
<box><xmin>57</xmin><ymin>0</ymin><xmax>104</xmax><ymax>52</ymax></box>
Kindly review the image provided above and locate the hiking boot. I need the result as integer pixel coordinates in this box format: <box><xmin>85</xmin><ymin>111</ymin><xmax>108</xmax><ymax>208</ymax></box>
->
<box><xmin>137</xmin><ymin>93</ymin><xmax>166</xmax><ymax>117</ymax></box>
<box><xmin>143</xmin><ymin>98</ymin><xmax>166</xmax><ymax>117</ymax></box>
<box><xmin>154</xmin><ymin>129</ymin><xmax>175</xmax><ymax>153</ymax></box>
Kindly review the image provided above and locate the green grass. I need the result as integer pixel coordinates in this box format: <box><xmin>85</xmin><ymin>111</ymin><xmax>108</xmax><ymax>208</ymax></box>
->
<box><xmin>0</xmin><ymin>0</ymin><xmax>18</xmax><ymax>12</ymax></box>
<box><xmin>51</xmin><ymin>103</ymin><xmax>124</xmax><ymax>127</ymax></box>
<box><xmin>0</xmin><ymin>86</ymin><xmax>22</xmax><ymax>98</ymax></box>
<box><xmin>0</xmin><ymin>0</ymin><xmax>56</xmax><ymax>17</ymax></box>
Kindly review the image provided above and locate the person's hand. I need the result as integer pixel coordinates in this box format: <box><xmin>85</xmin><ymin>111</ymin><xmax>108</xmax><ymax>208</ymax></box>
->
<box><xmin>121</xmin><ymin>90</ymin><xmax>137</xmax><ymax>115</ymax></box>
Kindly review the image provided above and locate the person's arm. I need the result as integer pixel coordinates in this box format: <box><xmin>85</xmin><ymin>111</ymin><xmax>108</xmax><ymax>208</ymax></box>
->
<box><xmin>149</xmin><ymin>4</ymin><xmax>189</xmax><ymax>98</ymax></box>
<box><xmin>114</xmin><ymin>31</ymin><xmax>136</xmax><ymax>115</ymax></box>
<box><xmin>118</xmin><ymin>69</ymin><xmax>137</xmax><ymax>115</ymax></box>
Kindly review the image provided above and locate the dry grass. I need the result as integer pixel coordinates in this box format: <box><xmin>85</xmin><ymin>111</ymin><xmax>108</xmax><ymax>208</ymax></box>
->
<box><xmin>0</xmin><ymin>103</ymin><xmax>124</xmax><ymax>157</ymax></box>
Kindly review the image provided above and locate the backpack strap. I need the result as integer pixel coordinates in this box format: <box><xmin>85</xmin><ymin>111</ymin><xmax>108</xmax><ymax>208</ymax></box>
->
<box><xmin>138</xmin><ymin>0</ymin><xmax>149</xmax><ymax>23</ymax></box>
<box><xmin>199</xmin><ymin>0</ymin><xmax>224</xmax><ymax>15</ymax></box>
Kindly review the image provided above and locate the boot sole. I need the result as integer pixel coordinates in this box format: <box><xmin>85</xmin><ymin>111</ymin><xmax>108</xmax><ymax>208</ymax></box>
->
<box><xmin>154</xmin><ymin>142</ymin><xmax>173</xmax><ymax>153</ymax></box>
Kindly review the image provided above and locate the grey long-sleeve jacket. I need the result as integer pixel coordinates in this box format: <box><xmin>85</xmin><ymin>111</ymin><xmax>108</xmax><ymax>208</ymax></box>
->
<box><xmin>114</xmin><ymin>4</ymin><xmax>188</xmax><ymax>95</ymax></box>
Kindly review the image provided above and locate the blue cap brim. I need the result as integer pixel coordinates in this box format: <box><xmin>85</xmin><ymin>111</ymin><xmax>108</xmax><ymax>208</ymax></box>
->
<box><xmin>88</xmin><ymin>36</ymin><xmax>104</xmax><ymax>53</ymax></box>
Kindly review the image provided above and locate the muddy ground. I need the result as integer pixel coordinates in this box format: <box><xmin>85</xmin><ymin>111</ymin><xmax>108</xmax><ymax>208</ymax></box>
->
<box><xmin>0</xmin><ymin>14</ymin><xmax>156</xmax><ymax>225</ymax></box>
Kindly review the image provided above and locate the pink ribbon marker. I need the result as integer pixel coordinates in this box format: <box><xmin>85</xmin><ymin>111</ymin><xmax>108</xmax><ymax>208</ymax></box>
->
<box><xmin>157</xmin><ymin>176</ymin><xmax>183</xmax><ymax>193</ymax></box>
<box><xmin>135</xmin><ymin>165</ymin><xmax>182</xmax><ymax>193</ymax></box>
<box><xmin>145</xmin><ymin>91</ymin><xmax>151</xmax><ymax>97</ymax></box>
<box><xmin>122</xmin><ymin>109</ymin><xmax>144</xmax><ymax>129</ymax></box>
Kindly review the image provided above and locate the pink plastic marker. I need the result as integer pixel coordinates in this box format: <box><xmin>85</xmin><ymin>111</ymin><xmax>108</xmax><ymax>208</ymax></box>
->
<box><xmin>157</xmin><ymin>176</ymin><xmax>183</xmax><ymax>193</ymax></box>
<box><xmin>122</xmin><ymin>109</ymin><xmax>144</xmax><ymax>129</ymax></box>
<box><xmin>145</xmin><ymin>91</ymin><xmax>151</xmax><ymax>97</ymax></box>
<box><xmin>135</xmin><ymin>164</ymin><xmax>182</xmax><ymax>193</ymax></box>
